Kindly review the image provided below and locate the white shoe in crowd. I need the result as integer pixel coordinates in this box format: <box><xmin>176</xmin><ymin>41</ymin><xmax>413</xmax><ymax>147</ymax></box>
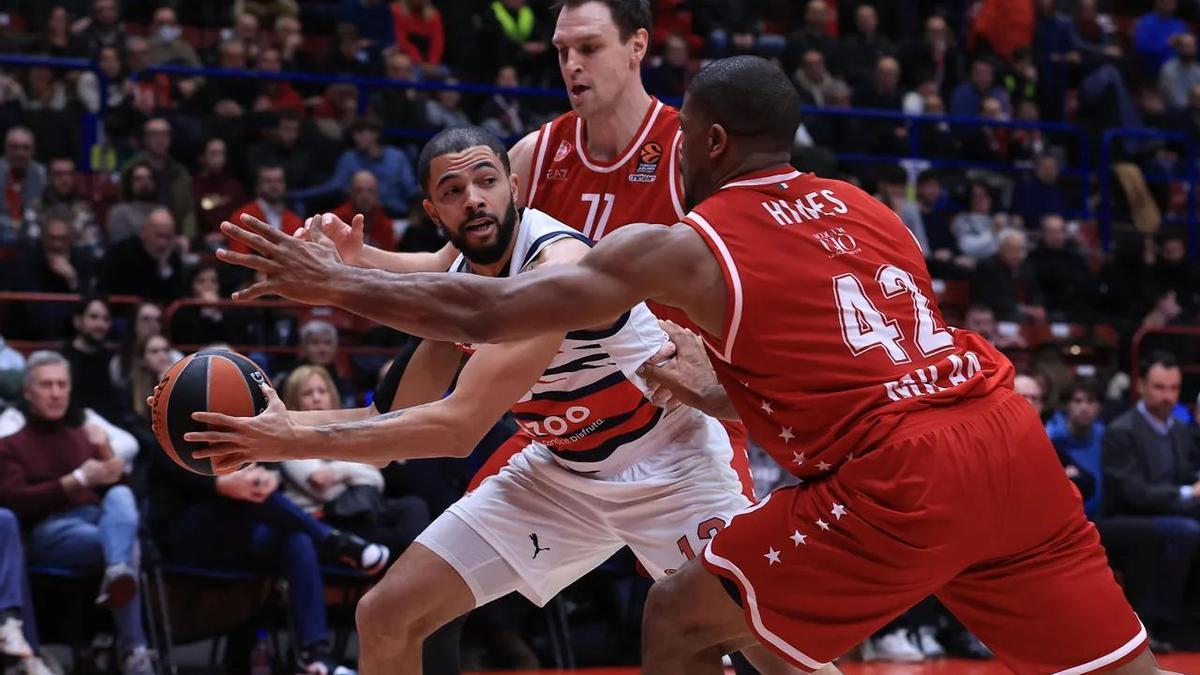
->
<box><xmin>0</xmin><ymin>618</ymin><xmax>32</xmax><ymax>659</ymax></box>
<box><xmin>121</xmin><ymin>646</ymin><xmax>158</xmax><ymax>675</ymax></box>
<box><xmin>868</xmin><ymin>628</ymin><xmax>926</xmax><ymax>662</ymax></box>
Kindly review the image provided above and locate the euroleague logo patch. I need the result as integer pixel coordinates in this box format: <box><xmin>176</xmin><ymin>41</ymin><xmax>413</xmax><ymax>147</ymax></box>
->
<box><xmin>554</xmin><ymin>140</ymin><xmax>572</xmax><ymax>162</ymax></box>
<box><xmin>629</xmin><ymin>141</ymin><xmax>662</xmax><ymax>183</ymax></box>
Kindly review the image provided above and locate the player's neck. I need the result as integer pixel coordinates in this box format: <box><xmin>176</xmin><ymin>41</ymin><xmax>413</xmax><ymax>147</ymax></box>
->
<box><xmin>580</xmin><ymin>87</ymin><xmax>653</xmax><ymax>162</ymax></box>
<box><xmin>714</xmin><ymin>152</ymin><xmax>794</xmax><ymax>190</ymax></box>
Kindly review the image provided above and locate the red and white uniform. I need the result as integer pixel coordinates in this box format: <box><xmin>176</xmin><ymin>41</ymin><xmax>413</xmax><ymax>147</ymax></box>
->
<box><xmin>417</xmin><ymin>208</ymin><xmax>754</xmax><ymax>608</ymax></box>
<box><xmin>525</xmin><ymin>97</ymin><xmax>686</xmax><ymax>235</ymax></box>
<box><xmin>683</xmin><ymin>168</ymin><xmax>1146</xmax><ymax>674</ymax></box>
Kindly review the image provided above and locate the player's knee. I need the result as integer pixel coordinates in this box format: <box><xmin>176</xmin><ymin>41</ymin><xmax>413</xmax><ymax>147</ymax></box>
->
<box><xmin>644</xmin><ymin>572</ymin><xmax>698</xmax><ymax>640</ymax></box>
<box><xmin>356</xmin><ymin>562</ymin><xmax>442</xmax><ymax>646</ymax></box>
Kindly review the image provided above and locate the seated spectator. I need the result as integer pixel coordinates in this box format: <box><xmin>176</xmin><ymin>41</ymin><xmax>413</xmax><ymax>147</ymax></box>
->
<box><xmin>36</xmin><ymin>5</ymin><xmax>82</xmax><ymax>57</ymax></box>
<box><xmin>18</xmin><ymin>67</ymin><xmax>83</xmax><ymax>163</ymax></box>
<box><xmin>852</xmin><ymin>56</ymin><xmax>906</xmax><ymax>154</ymax></box>
<box><xmin>338</xmin><ymin>0</ymin><xmax>396</xmax><ymax>53</ymax></box>
<box><xmin>126</xmin><ymin>334</ymin><xmax>177</xmax><ymax>420</ymax></box>
<box><xmin>274</xmin><ymin>15</ymin><xmax>315</xmax><ymax>74</ymax></box>
<box><xmin>40</xmin><ymin>157</ymin><xmax>100</xmax><ymax>252</ymax></box>
<box><xmin>963</xmin><ymin>304</ymin><xmax>1027</xmax><ymax>350</ymax></box>
<box><xmin>970</xmin><ymin>228</ymin><xmax>1046</xmax><ymax>322</ymax></box>
<box><xmin>1028</xmin><ymin>214</ymin><xmax>1096</xmax><ymax>320</ymax></box>
<box><xmin>482</xmin><ymin>0</ymin><xmax>551</xmax><ymax>82</ymax></box>
<box><xmin>5</xmin><ymin>208</ymin><xmax>97</xmax><ymax>340</ymax></box>
<box><xmin>332</xmin><ymin>171</ymin><xmax>396</xmax><ymax>251</ymax></box>
<box><xmin>245</xmin><ymin>112</ymin><xmax>316</xmax><ymax>194</ymax></box>
<box><xmin>783</xmin><ymin>0</ymin><xmax>838</xmax><ymax>76</ymax></box>
<box><xmin>184</xmin><ymin>39</ymin><xmax>262</xmax><ymax>122</ymax></box>
<box><xmin>1103</xmin><ymin>352</ymin><xmax>1200</xmax><ymax>638</ymax></box>
<box><xmin>192</xmin><ymin>138</ymin><xmax>246</xmax><ymax>250</ymax></box>
<box><xmin>253</xmin><ymin>48</ymin><xmax>305</xmax><ymax>117</ymax></box>
<box><xmin>1159</xmin><ymin>33</ymin><xmax>1200</xmax><ymax>111</ymax></box>
<box><xmin>110</xmin><ymin>301</ymin><xmax>182</xmax><ymax>391</ymax></box>
<box><xmin>480</xmin><ymin>66</ymin><xmax>529</xmax><ymax>138</ymax></box>
<box><xmin>0</xmin><ymin>352</ymin><xmax>155</xmax><ymax>675</ymax></box>
<box><xmin>99</xmin><ymin>207</ymin><xmax>186</xmax><ymax>303</ymax></box>
<box><xmin>875</xmin><ymin>166</ymin><xmax>927</xmax><ymax>252</ymax></box>
<box><xmin>390</xmin><ymin>0</ymin><xmax>446</xmax><ymax>77</ymax></box>
<box><xmin>950</xmin><ymin>58</ymin><xmax>1011</xmax><ymax>118</ymax></box>
<box><xmin>290</xmin><ymin>115</ymin><xmax>416</xmax><ymax>217</ymax></box>
<box><xmin>695</xmin><ymin>0</ymin><xmax>775</xmax><ymax>59</ymax></box>
<box><xmin>169</xmin><ymin>264</ymin><xmax>231</xmax><ymax>347</ymax></box>
<box><xmin>145</xmin><ymin>6</ymin><xmax>200</xmax><ymax>67</ymax></box>
<box><xmin>961</xmin><ymin>96</ymin><xmax>1012</xmax><ymax>162</ymax></box>
<box><xmin>73</xmin><ymin>0</ymin><xmax>125</xmax><ymax>57</ymax></box>
<box><xmin>231</xmin><ymin>12</ymin><xmax>265</xmax><ymax>65</ymax></box>
<box><xmin>324</xmin><ymin>23</ymin><xmax>381</xmax><ymax>78</ymax></box>
<box><xmin>1133</xmin><ymin>0</ymin><xmax>1189</xmax><ymax>76</ymax></box>
<box><xmin>119</xmin><ymin>119</ymin><xmax>196</xmax><ymax>241</ymax></box>
<box><xmin>146</xmin><ymin>414</ymin><xmax>389</xmax><ymax>674</ymax></box>
<box><xmin>1014</xmin><ymin>373</ymin><xmax>1046</xmax><ymax>419</ymax></box>
<box><xmin>424</xmin><ymin>80</ymin><xmax>472</xmax><ymax>130</ymax></box>
<box><xmin>59</xmin><ymin>295</ymin><xmax>129</xmax><ymax>424</ymax></box>
<box><xmin>230</xmin><ymin>164</ymin><xmax>303</xmax><ymax>255</ymax></box>
<box><xmin>106</xmin><ymin>162</ymin><xmax>161</xmax><ymax>244</ymax></box>
<box><xmin>951</xmin><ymin>183</ymin><xmax>1002</xmax><ymax>260</ymax></box>
<box><xmin>0</xmin><ymin>127</ymin><xmax>46</xmax><ymax>243</ymax></box>
<box><xmin>1046</xmin><ymin>378</ymin><xmax>1104</xmax><ymax>517</ymax></box>
<box><xmin>1154</xmin><ymin>229</ymin><xmax>1199</xmax><ymax>313</ymax></box>
<box><xmin>1010</xmin><ymin>154</ymin><xmax>1068</xmax><ymax>229</ymax></box>
<box><xmin>277</xmin><ymin>321</ymin><xmax>356</xmax><ymax>408</ymax></box>
<box><xmin>370</xmin><ymin>49</ymin><xmax>429</xmax><ymax>131</ymax></box>
<box><xmin>900</xmin><ymin>15</ymin><xmax>964</xmax><ymax>101</ymax></box>
<box><xmin>0</xmin><ymin>506</ymin><xmax>55</xmax><ymax>675</ymax></box>
<box><xmin>278</xmin><ymin>365</ymin><xmax>429</xmax><ymax>560</ymax></box>
<box><xmin>840</xmin><ymin>4</ymin><xmax>896</xmax><ymax>89</ymax></box>
<box><xmin>792</xmin><ymin>49</ymin><xmax>847</xmax><ymax>108</ymax></box>
<box><xmin>643</xmin><ymin>34</ymin><xmax>694</xmax><ymax>99</ymax></box>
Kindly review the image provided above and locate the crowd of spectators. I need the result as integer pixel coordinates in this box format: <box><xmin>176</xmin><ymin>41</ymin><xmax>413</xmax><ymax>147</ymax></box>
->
<box><xmin>0</xmin><ymin>0</ymin><xmax>1197</xmax><ymax>672</ymax></box>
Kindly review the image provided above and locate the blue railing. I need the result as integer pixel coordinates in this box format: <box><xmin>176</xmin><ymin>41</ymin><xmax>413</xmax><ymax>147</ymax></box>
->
<box><xmin>4</xmin><ymin>55</ymin><xmax>1197</xmax><ymax>251</ymax></box>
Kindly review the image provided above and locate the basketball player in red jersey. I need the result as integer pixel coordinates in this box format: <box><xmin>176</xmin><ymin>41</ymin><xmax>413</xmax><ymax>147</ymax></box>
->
<box><xmin>218</xmin><ymin>57</ymin><xmax>1166</xmax><ymax>675</ymax></box>
<box><xmin>313</xmin><ymin>0</ymin><xmax>683</xmax><ymax>270</ymax></box>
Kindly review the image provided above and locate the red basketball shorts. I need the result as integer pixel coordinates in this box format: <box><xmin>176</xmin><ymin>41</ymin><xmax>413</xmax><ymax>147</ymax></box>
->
<box><xmin>703</xmin><ymin>390</ymin><xmax>1147</xmax><ymax>674</ymax></box>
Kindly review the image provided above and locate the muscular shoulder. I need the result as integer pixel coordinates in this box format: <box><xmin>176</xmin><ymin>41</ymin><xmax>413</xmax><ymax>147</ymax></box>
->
<box><xmin>527</xmin><ymin>236</ymin><xmax>591</xmax><ymax>270</ymax></box>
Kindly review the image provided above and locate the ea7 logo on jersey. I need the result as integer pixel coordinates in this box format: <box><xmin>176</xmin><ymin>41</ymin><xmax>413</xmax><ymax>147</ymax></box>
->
<box><xmin>813</xmin><ymin>227</ymin><xmax>860</xmax><ymax>258</ymax></box>
<box><xmin>545</xmin><ymin>168</ymin><xmax>568</xmax><ymax>182</ymax></box>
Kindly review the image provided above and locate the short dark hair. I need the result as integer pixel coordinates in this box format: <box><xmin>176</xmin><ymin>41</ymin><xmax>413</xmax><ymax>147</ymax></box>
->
<box><xmin>257</xmin><ymin>163</ymin><xmax>284</xmax><ymax>179</ymax></box>
<box><xmin>917</xmin><ymin>169</ymin><xmax>941</xmax><ymax>185</ymax></box>
<box><xmin>417</xmin><ymin>127</ymin><xmax>511</xmax><ymax>193</ymax></box>
<box><xmin>685</xmin><ymin>56</ymin><xmax>800</xmax><ymax>154</ymax></box>
<box><xmin>553</xmin><ymin>0</ymin><xmax>651</xmax><ymax>42</ymax></box>
<box><xmin>74</xmin><ymin>292</ymin><xmax>110</xmax><ymax>319</ymax></box>
<box><xmin>350</xmin><ymin>114</ymin><xmax>383</xmax><ymax>134</ymax></box>
<box><xmin>1141</xmin><ymin>350</ymin><xmax>1180</xmax><ymax>378</ymax></box>
<box><xmin>41</xmin><ymin>205</ymin><xmax>74</xmax><ymax>230</ymax></box>
<box><xmin>1063</xmin><ymin>377</ymin><xmax>1102</xmax><ymax>404</ymax></box>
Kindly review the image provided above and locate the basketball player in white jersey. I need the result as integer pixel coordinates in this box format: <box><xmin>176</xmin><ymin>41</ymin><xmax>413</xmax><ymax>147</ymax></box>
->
<box><xmin>187</xmin><ymin>129</ymin><xmax>817</xmax><ymax>675</ymax></box>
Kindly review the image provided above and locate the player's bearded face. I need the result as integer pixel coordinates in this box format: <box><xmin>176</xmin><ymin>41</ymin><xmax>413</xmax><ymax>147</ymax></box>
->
<box><xmin>446</xmin><ymin>199</ymin><xmax>519</xmax><ymax>266</ymax></box>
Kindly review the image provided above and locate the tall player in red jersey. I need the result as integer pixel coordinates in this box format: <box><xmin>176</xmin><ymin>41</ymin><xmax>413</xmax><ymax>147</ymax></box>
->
<box><xmin>220</xmin><ymin>57</ymin><xmax>1168</xmax><ymax>675</ymax></box>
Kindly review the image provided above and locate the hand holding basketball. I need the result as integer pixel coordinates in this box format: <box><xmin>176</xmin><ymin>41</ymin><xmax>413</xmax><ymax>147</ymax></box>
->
<box><xmin>185</xmin><ymin>382</ymin><xmax>299</xmax><ymax>473</ymax></box>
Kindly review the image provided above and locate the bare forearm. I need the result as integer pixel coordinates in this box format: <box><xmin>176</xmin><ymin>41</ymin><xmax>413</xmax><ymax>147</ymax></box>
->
<box><xmin>298</xmin><ymin>403</ymin><xmax>476</xmax><ymax>464</ymax></box>
<box><xmin>287</xmin><ymin>406</ymin><xmax>374</xmax><ymax>427</ymax></box>
<box><xmin>327</xmin><ymin>265</ymin><xmax>570</xmax><ymax>343</ymax></box>
<box><xmin>701</xmin><ymin>385</ymin><xmax>741</xmax><ymax>421</ymax></box>
<box><xmin>358</xmin><ymin>246</ymin><xmax>447</xmax><ymax>274</ymax></box>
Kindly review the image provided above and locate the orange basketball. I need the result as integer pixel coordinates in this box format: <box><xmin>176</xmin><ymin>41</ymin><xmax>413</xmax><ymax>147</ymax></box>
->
<box><xmin>150</xmin><ymin>349</ymin><xmax>270</xmax><ymax>475</ymax></box>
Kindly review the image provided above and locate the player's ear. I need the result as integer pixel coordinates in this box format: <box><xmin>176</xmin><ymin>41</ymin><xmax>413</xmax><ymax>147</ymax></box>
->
<box><xmin>509</xmin><ymin>171</ymin><xmax>520</xmax><ymax>205</ymax></box>
<box><xmin>629</xmin><ymin>28</ymin><xmax>649</xmax><ymax>67</ymax></box>
<box><xmin>708</xmin><ymin>123</ymin><xmax>727</xmax><ymax>160</ymax></box>
<box><xmin>422</xmin><ymin>198</ymin><xmax>442</xmax><ymax>227</ymax></box>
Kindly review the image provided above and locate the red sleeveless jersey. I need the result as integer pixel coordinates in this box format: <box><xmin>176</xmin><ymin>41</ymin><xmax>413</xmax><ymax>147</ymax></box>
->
<box><xmin>525</xmin><ymin>97</ymin><xmax>686</xmax><ymax>237</ymax></box>
<box><xmin>681</xmin><ymin>168</ymin><xmax>1015</xmax><ymax>478</ymax></box>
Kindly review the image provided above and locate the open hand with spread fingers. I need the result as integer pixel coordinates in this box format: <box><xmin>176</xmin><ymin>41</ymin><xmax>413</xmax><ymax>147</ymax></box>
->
<box><xmin>183</xmin><ymin>382</ymin><xmax>302</xmax><ymax>474</ymax></box>
<box><xmin>217</xmin><ymin>213</ymin><xmax>345</xmax><ymax>306</ymax></box>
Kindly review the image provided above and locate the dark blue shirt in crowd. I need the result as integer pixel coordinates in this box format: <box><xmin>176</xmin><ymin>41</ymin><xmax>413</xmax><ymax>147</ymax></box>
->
<box><xmin>1010</xmin><ymin>176</ymin><xmax>1068</xmax><ymax>227</ymax></box>
<box><xmin>1046</xmin><ymin>412</ymin><xmax>1104</xmax><ymax>517</ymax></box>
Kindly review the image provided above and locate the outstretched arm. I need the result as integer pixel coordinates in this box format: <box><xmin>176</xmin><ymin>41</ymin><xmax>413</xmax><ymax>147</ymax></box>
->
<box><xmin>219</xmin><ymin>214</ymin><xmax>727</xmax><ymax>345</ymax></box>
<box><xmin>188</xmin><ymin>331</ymin><xmax>562</xmax><ymax>471</ymax></box>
